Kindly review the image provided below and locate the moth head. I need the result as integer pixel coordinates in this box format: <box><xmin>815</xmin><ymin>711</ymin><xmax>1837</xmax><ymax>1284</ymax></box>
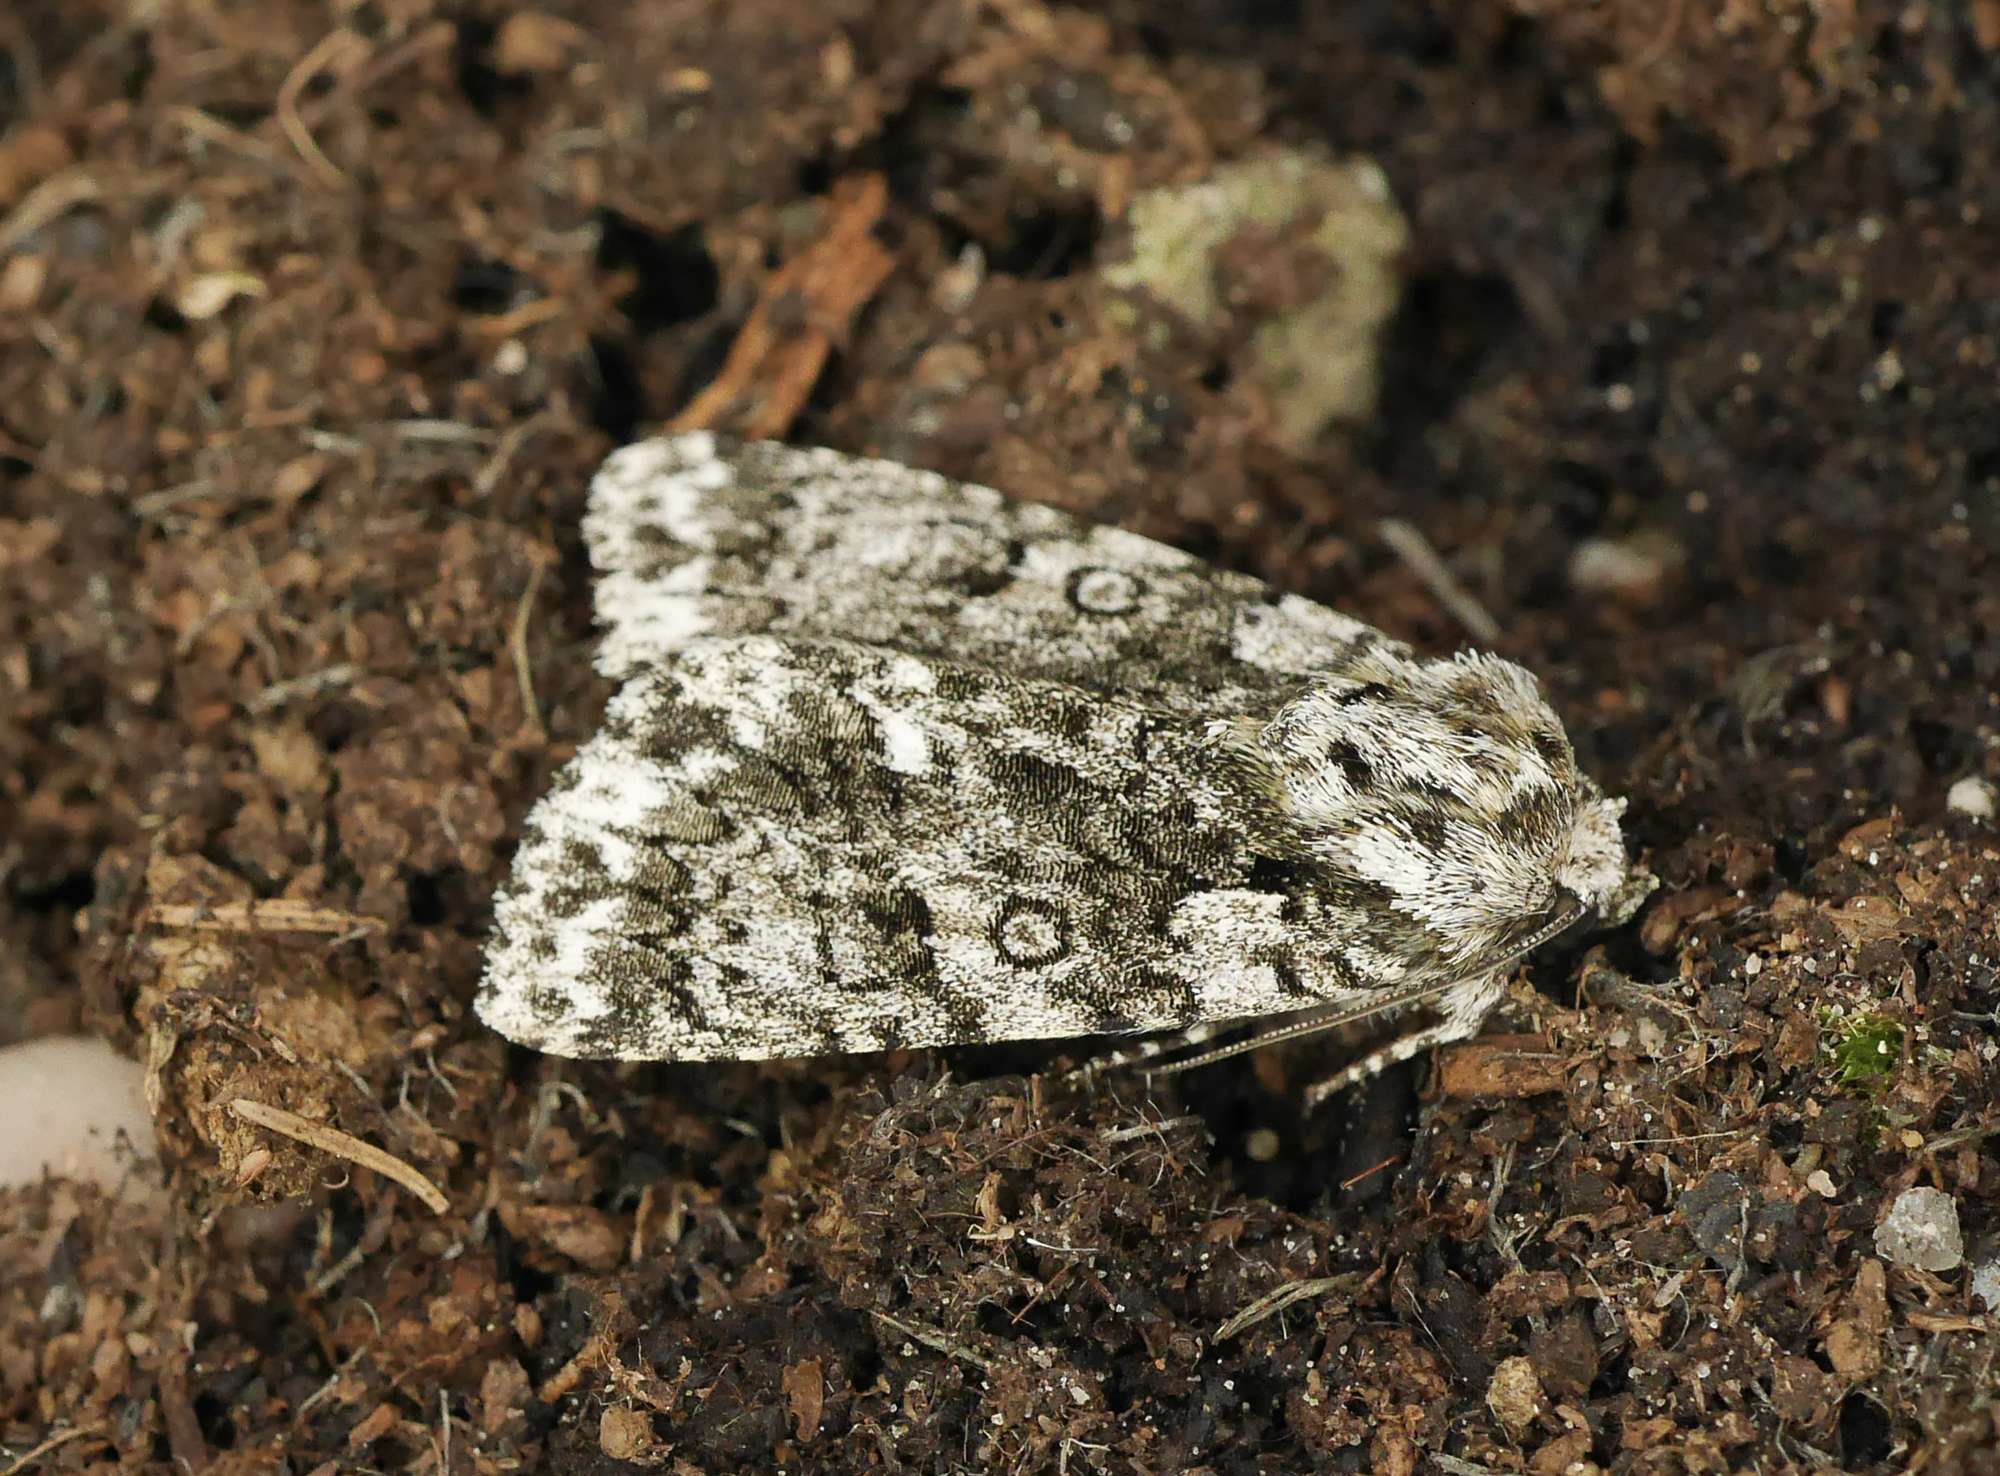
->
<box><xmin>1240</xmin><ymin>649</ymin><xmax>1637</xmax><ymax>963</ymax></box>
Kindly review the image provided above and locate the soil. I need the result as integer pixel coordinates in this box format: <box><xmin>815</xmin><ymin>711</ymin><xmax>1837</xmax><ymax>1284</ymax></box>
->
<box><xmin>3</xmin><ymin>2</ymin><xmax>1997</xmax><ymax>1472</ymax></box>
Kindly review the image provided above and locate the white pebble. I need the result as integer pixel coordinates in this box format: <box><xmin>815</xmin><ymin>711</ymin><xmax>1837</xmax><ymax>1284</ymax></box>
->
<box><xmin>1873</xmin><ymin>1186</ymin><xmax>1963</xmax><ymax>1272</ymax></box>
<box><xmin>1970</xmin><ymin>1260</ymin><xmax>2000</xmax><ymax>1310</ymax></box>
<box><xmin>0</xmin><ymin>1036</ymin><xmax>159</xmax><ymax>1199</ymax></box>
<box><xmin>1946</xmin><ymin>775</ymin><xmax>1996</xmax><ymax>822</ymax></box>
<box><xmin>1568</xmin><ymin>533</ymin><xmax>1682</xmax><ymax>599</ymax></box>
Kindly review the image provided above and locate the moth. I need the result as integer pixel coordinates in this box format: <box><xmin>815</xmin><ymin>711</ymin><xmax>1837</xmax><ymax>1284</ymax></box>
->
<box><xmin>478</xmin><ymin>435</ymin><xmax>1651</xmax><ymax>1102</ymax></box>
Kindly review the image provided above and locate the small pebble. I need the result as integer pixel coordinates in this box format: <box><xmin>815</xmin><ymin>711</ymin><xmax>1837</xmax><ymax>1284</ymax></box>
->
<box><xmin>1567</xmin><ymin>532</ymin><xmax>1683</xmax><ymax>601</ymax></box>
<box><xmin>1970</xmin><ymin>1260</ymin><xmax>2000</xmax><ymax>1311</ymax></box>
<box><xmin>0</xmin><ymin>1036</ymin><xmax>159</xmax><ymax>1199</ymax></box>
<box><xmin>1946</xmin><ymin>775</ymin><xmax>1996</xmax><ymax>821</ymax></box>
<box><xmin>1873</xmin><ymin>1186</ymin><xmax>1963</xmax><ymax>1272</ymax></box>
<box><xmin>1485</xmin><ymin>1355</ymin><xmax>1544</xmax><ymax>1433</ymax></box>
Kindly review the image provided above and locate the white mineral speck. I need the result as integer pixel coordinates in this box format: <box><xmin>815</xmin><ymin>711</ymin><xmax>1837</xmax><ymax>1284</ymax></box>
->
<box><xmin>1873</xmin><ymin>1187</ymin><xmax>1964</xmax><ymax>1272</ymax></box>
<box><xmin>1970</xmin><ymin>1260</ymin><xmax>2000</xmax><ymax>1310</ymax></box>
<box><xmin>1946</xmin><ymin>775</ymin><xmax>1996</xmax><ymax>821</ymax></box>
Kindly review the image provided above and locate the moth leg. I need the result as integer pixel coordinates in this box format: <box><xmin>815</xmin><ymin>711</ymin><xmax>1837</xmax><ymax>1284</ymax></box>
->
<box><xmin>1300</xmin><ymin>971</ymin><xmax>1507</xmax><ymax>1108</ymax></box>
<box><xmin>1297</xmin><ymin>1017</ymin><xmax>1472</xmax><ymax>1106</ymax></box>
<box><xmin>1070</xmin><ymin>988</ymin><xmax>1446</xmax><ymax>1085</ymax></box>
<box><xmin>1061</xmin><ymin>1019</ymin><xmax>1241</xmax><ymax>1083</ymax></box>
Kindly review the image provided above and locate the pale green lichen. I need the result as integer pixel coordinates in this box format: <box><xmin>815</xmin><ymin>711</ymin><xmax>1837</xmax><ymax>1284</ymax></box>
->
<box><xmin>1103</xmin><ymin>151</ymin><xmax>1409</xmax><ymax>450</ymax></box>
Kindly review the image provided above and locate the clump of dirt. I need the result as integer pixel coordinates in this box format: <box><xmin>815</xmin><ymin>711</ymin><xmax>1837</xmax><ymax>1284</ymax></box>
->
<box><xmin>1</xmin><ymin>1</ymin><xmax>1995</xmax><ymax>1471</ymax></box>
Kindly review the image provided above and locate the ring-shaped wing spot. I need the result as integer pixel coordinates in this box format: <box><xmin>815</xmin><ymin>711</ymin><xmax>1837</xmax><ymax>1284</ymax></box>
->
<box><xmin>991</xmin><ymin>895</ymin><xmax>1073</xmax><ymax>967</ymax></box>
<box><xmin>1065</xmin><ymin>566</ymin><xmax>1144</xmax><ymax>616</ymax></box>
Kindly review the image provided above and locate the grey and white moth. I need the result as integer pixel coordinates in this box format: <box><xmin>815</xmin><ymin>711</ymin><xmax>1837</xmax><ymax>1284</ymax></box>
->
<box><xmin>477</xmin><ymin>434</ymin><xmax>1651</xmax><ymax>1098</ymax></box>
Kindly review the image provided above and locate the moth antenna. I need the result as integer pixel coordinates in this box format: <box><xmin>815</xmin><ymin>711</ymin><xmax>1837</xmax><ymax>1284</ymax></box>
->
<box><xmin>1132</xmin><ymin>894</ymin><xmax>1587</xmax><ymax>1080</ymax></box>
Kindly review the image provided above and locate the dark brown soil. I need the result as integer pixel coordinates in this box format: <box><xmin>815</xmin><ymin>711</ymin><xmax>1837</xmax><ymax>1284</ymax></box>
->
<box><xmin>4</xmin><ymin>2</ymin><xmax>1997</xmax><ymax>1472</ymax></box>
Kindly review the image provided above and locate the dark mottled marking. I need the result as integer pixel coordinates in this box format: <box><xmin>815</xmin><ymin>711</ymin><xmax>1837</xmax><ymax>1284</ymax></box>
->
<box><xmin>1329</xmin><ymin>681</ymin><xmax>1390</xmax><ymax>706</ymax></box>
<box><xmin>632</xmin><ymin>694</ymin><xmax>733</xmax><ymax>764</ymax></box>
<box><xmin>1326</xmin><ymin>740</ymin><xmax>1373</xmax><ymax>792</ymax></box>
<box><xmin>1498</xmin><ymin>784</ymin><xmax>1572</xmax><ymax>845</ymax></box>
<box><xmin>1400</xmin><ymin>808</ymin><xmax>1452</xmax><ymax>854</ymax></box>
<box><xmin>705</xmin><ymin>753</ymin><xmax>815</xmax><ymax>820</ymax></box>
<box><xmin>1245</xmin><ymin>854</ymin><xmax>1306</xmax><ymax>894</ymax></box>
<box><xmin>953</xmin><ymin>536</ymin><xmax>1024</xmax><ymax>597</ymax></box>
<box><xmin>1271</xmin><ymin>958</ymin><xmax>1315</xmax><ymax>999</ymax></box>
<box><xmin>989</xmin><ymin>751</ymin><xmax>1096</xmax><ymax>830</ymax></box>
<box><xmin>1446</xmin><ymin>673</ymin><xmax>1512</xmax><ymax>719</ymax></box>
<box><xmin>524</xmin><ymin>983</ymin><xmax>570</xmax><ymax>1026</ymax></box>
<box><xmin>1401</xmin><ymin>777</ymin><xmax>1474</xmax><ymax>820</ymax></box>
<box><xmin>1094</xmin><ymin>965</ymin><xmax>1198</xmax><ymax>1030</ymax></box>
<box><xmin>574</xmin><ymin>950</ymin><xmax>712</xmax><ymax>1056</ymax></box>
<box><xmin>932</xmin><ymin>665</ymin><xmax>985</xmax><ymax>704</ymax></box>
<box><xmin>543</xmin><ymin>840</ymin><xmax>613</xmax><ymax>918</ymax></box>
<box><xmin>857</xmin><ymin>887</ymin><xmax>940</xmax><ymax>983</ymax></box>
<box><xmin>647</xmin><ymin>796</ymin><xmax>727</xmax><ymax>844</ymax></box>
<box><xmin>1044</xmin><ymin>696</ymin><xmax>1096</xmax><ymax>744</ymax></box>
<box><xmin>1529</xmin><ymin>727</ymin><xmax>1571</xmax><ymax>769</ymax></box>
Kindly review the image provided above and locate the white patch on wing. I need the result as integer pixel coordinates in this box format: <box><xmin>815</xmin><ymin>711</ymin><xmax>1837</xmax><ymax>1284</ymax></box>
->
<box><xmin>1230</xmin><ymin>595</ymin><xmax>1379</xmax><ymax>674</ymax></box>
<box><xmin>852</xmin><ymin>685</ymin><xmax>932</xmax><ymax>776</ymax></box>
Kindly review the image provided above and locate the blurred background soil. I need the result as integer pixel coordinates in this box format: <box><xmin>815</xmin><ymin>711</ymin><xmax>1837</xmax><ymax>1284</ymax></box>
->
<box><xmin>2</xmin><ymin>1</ymin><xmax>1997</xmax><ymax>1471</ymax></box>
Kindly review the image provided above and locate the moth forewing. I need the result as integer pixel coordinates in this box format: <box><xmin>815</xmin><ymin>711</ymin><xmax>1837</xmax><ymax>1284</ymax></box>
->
<box><xmin>476</xmin><ymin>434</ymin><xmax>1648</xmax><ymax>1092</ymax></box>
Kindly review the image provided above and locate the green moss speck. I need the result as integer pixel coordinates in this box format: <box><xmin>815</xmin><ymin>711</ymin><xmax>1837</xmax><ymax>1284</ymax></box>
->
<box><xmin>1825</xmin><ymin>1014</ymin><xmax>1903</xmax><ymax>1084</ymax></box>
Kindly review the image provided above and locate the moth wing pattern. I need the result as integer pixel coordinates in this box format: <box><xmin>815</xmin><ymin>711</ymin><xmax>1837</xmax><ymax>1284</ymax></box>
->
<box><xmin>478</xmin><ymin>433</ymin><xmax>1645</xmax><ymax>1071</ymax></box>
<box><xmin>477</xmin><ymin>634</ymin><xmax>1372</xmax><ymax>1062</ymax></box>
<box><xmin>583</xmin><ymin>432</ymin><xmax>1400</xmax><ymax>713</ymax></box>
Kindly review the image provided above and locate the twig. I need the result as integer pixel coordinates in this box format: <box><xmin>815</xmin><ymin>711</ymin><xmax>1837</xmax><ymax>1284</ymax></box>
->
<box><xmin>168</xmin><ymin>106</ymin><xmax>293</xmax><ymax>171</ymax></box>
<box><xmin>668</xmin><ymin>173</ymin><xmax>896</xmax><ymax>438</ymax></box>
<box><xmin>296</xmin><ymin>1345</ymin><xmax>372</xmax><ymax>1418</ymax></box>
<box><xmin>1916</xmin><ymin>1118</ymin><xmax>2000</xmax><ymax>1154</ymax></box>
<box><xmin>391</xmin><ymin>418</ymin><xmax>496</xmax><ymax>444</ymax></box>
<box><xmin>1215</xmin><ymin>1274</ymin><xmax>1352</xmax><ymax>1342</ymax></box>
<box><xmin>436</xmin><ymin>1387</ymin><xmax>451</xmax><ymax>1473</ymax></box>
<box><xmin>871</xmin><ymin>1310</ymin><xmax>996</xmax><ymax>1373</ymax></box>
<box><xmin>294</xmin><ymin>22</ymin><xmax>455</xmax><ymax>131</ymax></box>
<box><xmin>275</xmin><ymin>30</ymin><xmax>372</xmax><ymax>187</ymax></box>
<box><xmin>1631</xmin><ymin>0</ymin><xmax>1689</xmax><ymax>70</ymax></box>
<box><xmin>0</xmin><ymin>169</ymin><xmax>103</xmax><ymax>256</ymax></box>
<box><xmin>249</xmin><ymin>663</ymin><xmax>363</xmax><ymax>714</ymax></box>
<box><xmin>145</xmin><ymin>899</ymin><xmax>384</xmax><ymax>936</ymax></box>
<box><xmin>0</xmin><ymin>1426</ymin><xmax>107</xmax><ymax>1476</ymax></box>
<box><xmin>231</xmin><ymin>1098</ymin><xmax>449</xmax><ymax>1215</ymax></box>
<box><xmin>1434</xmin><ymin>1457</ymin><xmax>1510</xmax><ymax>1476</ymax></box>
<box><xmin>131</xmin><ymin>479</ymin><xmax>221</xmax><ymax>518</ymax></box>
<box><xmin>510</xmin><ymin>559</ymin><xmax>549</xmax><ymax>737</ymax></box>
<box><xmin>1098</xmin><ymin>1113</ymin><xmax>1205</xmax><ymax>1144</ymax></box>
<box><xmin>473</xmin><ymin>413</ymin><xmax>557</xmax><ymax>498</ymax></box>
<box><xmin>1377</xmin><ymin>518</ymin><xmax>1500</xmax><ymax>644</ymax></box>
<box><xmin>311</xmin><ymin>1189</ymin><xmax>400</xmax><ymax>1294</ymax></box>
<box><xmin>1338</xmin><ymin>1154</ymin><xmax>1400</xmax><ymax>1192</ymax></box>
